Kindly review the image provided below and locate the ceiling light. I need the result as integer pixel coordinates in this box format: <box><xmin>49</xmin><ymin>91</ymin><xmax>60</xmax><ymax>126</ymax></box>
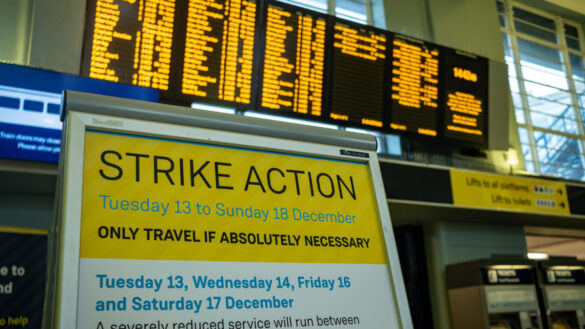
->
<box><xmin>527</xmin><ymin>252</ymin><xmax>549</xmax><ymax>260</ymax></box>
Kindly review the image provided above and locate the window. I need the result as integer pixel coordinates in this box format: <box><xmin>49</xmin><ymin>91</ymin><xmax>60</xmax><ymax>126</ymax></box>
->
<box><xmin>279</xmin><ymin>0</ymin><xmax>372</xmax><ymax>24</ymax></box>
<box><xmin>498</xmin><ymin>0</ymin><xmax>585</xmax><ymax>181</ymax></box>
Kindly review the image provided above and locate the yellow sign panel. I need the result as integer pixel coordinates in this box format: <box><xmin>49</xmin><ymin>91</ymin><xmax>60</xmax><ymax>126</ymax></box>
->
<box><xmin>450</xmin><ymin>169</ymin><xmax>570</xmax><ymax>214</ymax></box>
<box><xmin>80</xmin><ymin>130</ymin><xmax>387</xmax><ymax>264</ymax></box>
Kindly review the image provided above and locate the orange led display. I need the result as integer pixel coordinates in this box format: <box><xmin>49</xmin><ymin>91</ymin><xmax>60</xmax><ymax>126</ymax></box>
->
<box><xmin>445</xmin><ymin>91</ymin><xmax>483</xmax><ymax>136</ymax></box>
<box><xmin>330</xmin><ymin>22</ymin><xmax>386</xmax><ymax>128</ymax></box>
<box><xmin>453</xmin><ymin>67</ymin><xmax>478</xmax><ymax>82</ymax></box>
<box><xmin>181</xmin><ymin>0</ymin><xmax>256</xmax><ymax>104</ymax></box>
<box><xmin>389</xmin><ymin>35</ymin><xmax>439</xmax><ymax>136</ymax></box>
<box><xmin>391</xmin><ymin>39</ymin><xmax>438</xmax><ymax>109</ymax></box>
<box><xmin>442</xmin><ymin>49</ymin><xmax>487</xmax><ymax>144</ymax></box>
<box><xmin>86</xmin><ymin>0</ymin><xmax>175</xmax><ymax>90</ymax></box>
<box><xmin>260</xmin><ymin>3</ymin><xmax>326</xmax><ymax>116</ymax></box>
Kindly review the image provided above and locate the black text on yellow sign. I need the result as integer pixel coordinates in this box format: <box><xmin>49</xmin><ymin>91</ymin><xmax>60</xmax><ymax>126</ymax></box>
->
<box><xmin>99</xmin><ymin>151</ymin><xmax>357</xmax><ymax>200</ymax></box>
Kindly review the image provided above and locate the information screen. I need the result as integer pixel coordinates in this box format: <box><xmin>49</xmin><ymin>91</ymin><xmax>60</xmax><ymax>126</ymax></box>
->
<box><xmin>441</xmin><ymin>48</ymin><xmax>488</xmax><ymax>145</ymax></box>
<box><xmin>81</xmin><ymin>0</ymin><xmax>490</xmax><ymax>148</ymax></box>
<box><xmin>0</xmin><ymin>62</ymin><xmax>158</xmax><ymax>163</ymax></box>
<box><xmin>389</xmin><ymin>34</ymin><xmax>440</xmax><ymax>137</ymax></box>
<box><xmin>259</xmin><ymin>2</ymin><xmax>327</xmax><ymax>117</ymax></box>
<box><xmin>82</xmin><ymin>0</ymin><xmax>175</xmax><ymax>90</ymax></box>
<box><xmin>329</xmin><ymin>21</ymin><xmax>387</xmax><ymax>129</ymax></box>
<box><xmin>168</xmin><ymin>0</ymin><xmax>258</xmax><ymax>105</ymax></box>
<box><xmin>83</xmin><ymin>0</ymin><xmax>259</xmax><ymax>108</ymax></box>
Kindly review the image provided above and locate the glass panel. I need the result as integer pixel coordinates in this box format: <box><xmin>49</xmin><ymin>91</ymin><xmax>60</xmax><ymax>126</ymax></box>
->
<box><xmin>570</xmin><ymin>54</ymin><xmax>585</xmax><ymax>81</ymax></box>
<box><xmin>525</xmin><ymin>161</ymin><xmax>536</xmax><ymax>173</ymax></box>
<box><xmin>520</xmin><ymin>53</ymin><xmax>563</xmax><ymax>77</ymax></box>
<box><xmin>335</xmin><ymin>0</ymin><xmax>367</xmax><ymax>23</ymax></box>
<box><xmin>514</xmin><ymin>7</ymin><xmax>556</xmax><ymax>31</ymax></box>
<box><xmin>566</xmin><ymin>37</ymin><xmax>581</xmax><ymax>51</ymax></box>
<box><xmin>519</xmin><ymin>127</ymin><xmax>530</xmax><ymax>144</ymax></box>
<box><xmin>506</xmin><ymin>57</ymin><xmax>517</xmax><ymax>77</ymax></box>
<box><xmin>527</xmin><ymin>96</ymin><xmax>574</xmax><ymax>118</ymax></box>
<box><xmin>521</xmin><ymin>62</ymin><xmax>567</xmax><ymax>90</ymax></box>
<box><xmin>515</xmin><ymin>20</ymin><xmax>557</xmax><ymax>43</ymax></box>
<box><xmin>518</xmin><ymin>38</ymin><xmax>562</xmax><ymax>63</ymax></box>
<box><xmin>513</xmin><ymin>7</ymin><xmax>556</xmax><ymax>31</ymax></box>
<box><xmin>537</xmin><ymin>146</ymin><xmax>547</xmax><ymax>160</ymax></box>
<box><xmin>575</xmin><ymin>80</ymin><xmax>585</xmax><ymax>94</ymax></box>
<box><xmin>504</xmin><ymin>47</ymin><xmax>512</xmax><ymax>59</ymax></box>
<box><xmin>521</xmin><ymin>144</ymin><xmax>533</xmax><ymax>161</ymax></box>
<box><xmin>497</xmin><ymin>1</ymin><xmax>505</xmax><ymax>14</ymax></box>
<box><xmin>540</xmin><ymin>162</ymin><xmax>579</xmax><ymax>179</ymax></box>
<box><xmin>509</xmin><ymin>77</ymin><xmax>520</xmax><ymax>93</ymax></box>
<box><xmin>502</xmin><ymin>32</ymin><xmax>511</xmax><ymax>48</ymax></box>
<box><xmin>524</xmin><ymin>81</ymin><xmax>571</xmax><ymax>102</ymax></box>
<box><xmin>530</xmin><ymin>111</ymin><xmax>578</xmax><ymax>134</ymax></box>
<box><xmin>499</xmin><ymin>14</ymin><xmax>507</xmax><ymax>28</ymax></box>
<box><xmin>501</xmin><ymin>7</ymin><xmax>585</xmax><ymax>182</ymax></box>
<box><xmin>511</xmin><ymin>92</ymin><xmax>523</xmax><ymax>107</ymax></box>
<box><xmin>533</xmin><ymin>131</ymin><xmax>583</xmax><ymax>157</ymax></box>
<box><xmin>578</xmin><ymin>96</ymin><xmax>585</xmax><ymax>109</ymax></box>
<box><xmin>577</xmin><ymin>82</ymin><xmax>585</xmax><ymax>107</ymax></box>
<box><xmin>569</xmin><ymin>168</ymin><xmax>585</xmax><ymax>180</ymax></box>
<box><xmin>526</xmin><ymin>95</ymin><xmax>573</xmax><ymax>117</ymax></box>
<box><xmin>540</xmin><ymin>164</ymin><xmax>585</xmax><ymax>180</ymax></box>
<box><xmin>384</xmin><ymin>134</ymin><xmax>401</xmax><ymax>156</ymax></box>
<box><xmin>565</xmin><ymin>24</ymin><xmax>579</xmax><ymax>38</ymax></box>
<box><xmin>515</xmin><ymin>108</ymin><xmax>526</xmax><ymax>124</ymax></box>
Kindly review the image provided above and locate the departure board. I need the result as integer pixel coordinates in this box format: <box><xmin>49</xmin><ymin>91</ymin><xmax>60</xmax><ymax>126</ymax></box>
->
<box><xmin>83</xmin><ymin>0</ymin><xmax>259</xmax><ymax>107</ymax></box>
<box><xmin>82</xmin><ymin>0</ymin><xmax>491</xmax><ymax>148</ymax></box>
<box><xmin>441</xmin><ymin>48</ymin><xmax>488</xmax><ymax>145</ymax></box>
<box><xmin>389</xmin><ymin>34</ymin><xmax>440</xmax><ymax>137</ymax></box>
<box><xmin>259</xmin><ymin>2</ymin><xmax>327</xmax><ymax>116</ymax></box>
<box><xmin>329</xmin><ymin>21</ymin><xmax>387</xmax><ymax>128</ymax></box>
<box><xmin>82</xmin><ymin>0</ymin><xmax>175</xmax><ymax>90</ymax></box>
<box><xmin>175</xmin><ymin>0</ymin><xmax>257</xmax><ymax>105</ymax></box>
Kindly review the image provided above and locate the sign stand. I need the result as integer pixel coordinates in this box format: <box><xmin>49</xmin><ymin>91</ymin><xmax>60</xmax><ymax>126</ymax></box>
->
<box><xmin>44</xmin><ymin>91</ymin><xmax>413</xmax><ymax>329</ymax></box>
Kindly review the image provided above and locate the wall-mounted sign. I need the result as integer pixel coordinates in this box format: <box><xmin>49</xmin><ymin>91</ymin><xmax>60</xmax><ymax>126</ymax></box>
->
<box><xmin>450</xmin><ymin>169</ymin><xmax>570</xmax><ymax>215</ymax></box>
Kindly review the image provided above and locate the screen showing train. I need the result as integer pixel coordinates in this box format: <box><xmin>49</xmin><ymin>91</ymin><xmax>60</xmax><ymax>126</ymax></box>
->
<box><xmin>329</xmin><ymin>21</ymin><xmax>387</xmax><ymax>129</ymax></box>
<box><xmin>81</xmin><ymin>0</ymin><xmax>490</xmax><ymax>147</ymax></box>
<box><xmin>259</xmin><ymin>1</ymin><xmax>327</xmax><ymax>117</ymax></box>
